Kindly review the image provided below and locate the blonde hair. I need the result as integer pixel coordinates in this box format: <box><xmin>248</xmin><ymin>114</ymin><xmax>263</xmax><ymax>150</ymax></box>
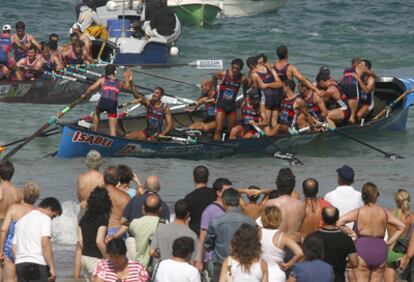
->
<box><xmin>261</xmin><ymin>206</ymin><xmax>282</xmax><ymax>229</ymax></box>
<box><xmin>23</xmin><ymin>182</ymin><xmax>40</xmax><ymax>204</ymax></box>
<box><xmin>394</xmin><ymin>189</ymin><xmax>411</xmax><ymax>216</ymax></box>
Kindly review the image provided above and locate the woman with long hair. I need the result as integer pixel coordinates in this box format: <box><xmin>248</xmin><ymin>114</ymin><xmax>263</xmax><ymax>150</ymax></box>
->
<box><xmin>0</xmin><ymin>182</ymin><xmax>40</xmax><ymax>282</ymax></box>
<box><xmin>287</xmin><ymin>233</ymin><xmax>334</xmax><ymax>282</ymax></box>
<box><xmin>260</xmin><ymin>206</ymin><xmax>303</xmax><ymax>281</ymax></box>
<box><xmin>337</xmin><ymin>182</ymin><xmax>406</xmax><ymax>282</ymax></box>
<box><xmin>384</xmin><ymin>189</ymin><xmax>414</xmax><ymax>281</ymax></box>
<box><xmin>78</xmin><ymin>187</ymin><xmax>112</xmax><ymax>281</ymax></box>
<box><xmin>219</xmin><ymin>223</ymin><xmax>268</xmax><ymax>282</ymax></box>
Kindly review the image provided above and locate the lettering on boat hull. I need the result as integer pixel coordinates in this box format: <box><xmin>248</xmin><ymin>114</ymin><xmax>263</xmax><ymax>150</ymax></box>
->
<box><xmin>72</xmin><ymin>131</ymin><xmax>113</xmax><ymax>147</ymax></box>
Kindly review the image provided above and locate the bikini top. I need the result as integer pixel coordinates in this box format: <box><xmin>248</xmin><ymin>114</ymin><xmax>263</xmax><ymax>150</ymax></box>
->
<box><xmin>353</xmin><ymin>207</ymin><xmax>388</xmax><ymax>239</ymax></box>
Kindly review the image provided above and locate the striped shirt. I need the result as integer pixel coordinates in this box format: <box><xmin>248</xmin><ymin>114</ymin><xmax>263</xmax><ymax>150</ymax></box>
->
<box><xmin>94</xmin><ymin>259</ymin><xmax>149</xmax><ymax>282</ymax></box>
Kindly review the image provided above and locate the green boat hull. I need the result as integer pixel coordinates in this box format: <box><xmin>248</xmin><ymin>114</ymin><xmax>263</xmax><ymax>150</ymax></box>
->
<box><xmin>170</xmin><ymin>4</ymin><xmax>221</xmax><ymax>26</ymax></box>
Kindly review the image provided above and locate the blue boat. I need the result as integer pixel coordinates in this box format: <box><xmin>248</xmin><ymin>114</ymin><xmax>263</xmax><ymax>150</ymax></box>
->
<box><xmin>56</xmin><ymin>77</ymin><xmax>414</xmax><ymax>159</ymax></box>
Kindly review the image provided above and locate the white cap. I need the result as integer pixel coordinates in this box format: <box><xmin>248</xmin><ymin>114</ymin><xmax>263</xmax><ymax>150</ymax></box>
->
<box><xmin>71</xmin><ymin>23</ymin><xmax>83</xmax><ymax>32</ymax></box>
<box><xmin>2</xmin><ymin>24</ymin><xmax>11</xmax><ymax>32</ymax></box>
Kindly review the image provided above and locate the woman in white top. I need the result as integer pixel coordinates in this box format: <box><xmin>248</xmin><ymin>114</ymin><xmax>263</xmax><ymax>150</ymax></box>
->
<box><xmin>220</xmin><ymin>224</ymin><xmax>268</xmax><ymax>282</ymax></box>
<box><xmin>260</xmin><ymin>206</ymin><xmax>304</xmax><ymax>281</ymax></box>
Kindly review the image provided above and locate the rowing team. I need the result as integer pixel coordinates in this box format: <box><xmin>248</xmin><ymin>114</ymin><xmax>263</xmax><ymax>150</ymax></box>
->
<box><xmin>80</xmin><ymin>47</ymin><xmax>375</xmax><ymax>142</ymax></box>
<box><xmin>0</xmin><ymin>21</ymin><xmax>94</xmax><ymax>80</ymax></box>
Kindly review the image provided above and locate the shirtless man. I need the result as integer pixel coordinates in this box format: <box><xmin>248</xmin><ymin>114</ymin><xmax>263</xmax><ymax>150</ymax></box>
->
<box><xmin>0</xmin><ymin>161</ymin><xmax>22</xmax><ymax>230</ymax></box>
<box><xmin>212</xmin><ymin>58</ymin><xmax>249</xmax><ymax>140</ymax></box>
<box><xmin>316</xmin><ymin>69</ymin><xmax>351</xmax><ymax>127</ymax></box>
<box><xmin>268</xmin><ymin>80</ymin><xmax>315</xmax><ymax>136</ymax></box>
<box><xmin>299</xmin><ymin>178</ymin><xmax>331</xmax><ymax>238</ymax></box>
<box><xmin>273</xmin><ymin>45</ymin><xmax>320</xmax><ymax>93</ymax></box>
<box><xmin>15</xmin><ymin>45</ymin><xmax>43</xmax><ymax>80</ymax></box>
<box><xmin>11</xmin><ymin>21</ymin><xmax>41</xmax><ymax>62</ymax></box>
<box><xmin>126</xmin><ymin>86</ymin><xmax>174</xmax><ymax>141</ymax></box>
<box><xmin>250</xmin><ymin>56</ymin><xmax>283</xmax><ymax>128</ymax></box>
<box><xmin>71</xmin><ymin>23</ymin><xmax>92</xmax><ymax>56</ymax></box>
<box><xmin>239</xmin><ymin>186</ymin><xmax>271</xmax><ymax>220</ymax></box>
<box><xmin>266</xmin><ymin>168</ymin><xmax>305</xmax><ymax>241</ymax></box>
<box><xmin>103</xmin><ymin>166</ymin><xmax>131</xmax><ymax>237</ymax></box>
<box><xmin>187</xmin><ymin>80</ymin><xmax>217</xmax><ymax>133</ymax></box>
<box><xmin>74</xmin><ymin>150</ymin><xmax>104</xmax><ymax>279</ymax></box>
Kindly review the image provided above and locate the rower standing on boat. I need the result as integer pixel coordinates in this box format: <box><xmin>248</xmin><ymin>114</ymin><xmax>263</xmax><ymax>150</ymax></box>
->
<box><xmin>187</xmin><ymin>80</ymin><xmax>217</xmax><ymax>133</ymax></box>
<box><xmin>0</xmin><ymin>25</ymin><xmax>13</xmax><ymax>80</ymax></box>
<box><xmin>78</xmin><ymin>0</ymin><xmax>109</xmax><ymax>40</ymax></box>
<box><xmin>229</xmin><ymin>88</ymin><xmax>267</xmax><ymax>139</ymax></box>
<box><xmin>250</xmin><ymin>55</ymin><xmax>283</xmax><ymax>129</ymax></box>
<box><xmin>126</xmin><ymin>86</ymin><xmax>174</xmax><ymax>141</ymax></box>
<box><xmin>212</xmin><ymin>58</ymin><xmax>249</xmax><ymax>140</ymax></box>
<box><xmin>11</xmin><ymin>21</ymin><xmax>41</xmax><ymax>62</ymax></box>
<box><xmin>80</xmin><ymin>64</ymin><xmax>135</xmax><ymax>136</ymax></box>
<box><xmin>15</xmin><ymin>45</ymin><xmax>43</xmax><ymax>80</ymax></box>
<box><xmin>268</xmin><ymin>80</ymin><xmax>315</xmax><ymax>136</ymax></box>
<box><xmin>353</xmin><ymin>59</ymin><xmax>375</xmax><ymax>122</ymax></box>
<box><xmin>316</xmin><ymin>69</ymin><xmax>350</xmax><ymax>128</ymax></box>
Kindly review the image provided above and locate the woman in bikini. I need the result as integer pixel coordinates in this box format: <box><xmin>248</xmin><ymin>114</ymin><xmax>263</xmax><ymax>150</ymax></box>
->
<box><xmin>337</xmin><ymin>182</ymin><xmax>406</xmax><ymax>282</ymax></box>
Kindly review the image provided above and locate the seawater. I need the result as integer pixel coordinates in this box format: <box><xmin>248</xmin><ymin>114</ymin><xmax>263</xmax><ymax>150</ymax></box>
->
<box><xmin>1</xmin><ymin>0</ymin><xmax>414</xmax><ymax>277</ymax></box>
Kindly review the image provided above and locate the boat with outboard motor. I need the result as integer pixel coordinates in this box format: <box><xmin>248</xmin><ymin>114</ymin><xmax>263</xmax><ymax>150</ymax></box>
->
<box><xmin>92</xmin><ymin>0</ymin><xmax>181</xmax><ymax>65</ymax></box>
<box><xmin>55</xmin><ymin>76</ymin><xmax>414</xmax><ymax>159</ymax></box>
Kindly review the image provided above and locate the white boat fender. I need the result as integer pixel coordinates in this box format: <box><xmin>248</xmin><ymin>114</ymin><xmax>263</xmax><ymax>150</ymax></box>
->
<box><xmin>170</xmin><ymin>46</ymin><xmax>179</xmax><ymax>56</ymax></box>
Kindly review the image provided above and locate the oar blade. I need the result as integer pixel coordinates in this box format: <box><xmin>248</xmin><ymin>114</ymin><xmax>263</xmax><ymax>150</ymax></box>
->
<box><xmin>191</xmin><ymin>60</ymin><xmax>223</xmax><ymax>69</ymax></box>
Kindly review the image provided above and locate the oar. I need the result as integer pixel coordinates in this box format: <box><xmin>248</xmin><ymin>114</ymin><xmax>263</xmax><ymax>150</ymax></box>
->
<box><xmin>67</xmin><ymin>65</ymin><xmax>103</xmax><ymax>78</ymax></box>
<box><xmin>331</xmin><ymin>128</ymin><xmax>403</xmax><ymax>159</ymax></box>
<box><xmin>1</xmin><ymin>93</ymin><xmax>91</xmax><ymax>160</ymax></box>
<box><xmin>130</xmin><ymin>69</ymin><xmax>200</xmax><ymax>88</ymax></box>
<box><xmin>97</xmin><ymin>39</ymin><xmax>107</xmax><ymax>62</ymax></box>
<box><xmin>65</xmin><ymin>60</ymin><xmax>224</xmax><ymax>69</ymax></box>
<box><xmin>0</xmin><ymin>127</ymin><xmax>60</xmax><ymax>152</ymax></box>
<box><xmin>373</xmin><ymin>86</ymin><xmax>414</xmax><ymax>120</ymax></box>
<box><xmin>251</xmin><ymin>124</ymin><xmax>304</xmax><ymax>166</ymax></box>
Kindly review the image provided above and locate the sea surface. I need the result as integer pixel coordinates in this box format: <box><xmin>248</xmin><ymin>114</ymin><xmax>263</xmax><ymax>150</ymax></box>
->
<box><xmin>1</xmin><ymin>0</ymin><xmax>414</xmax><ymax>278</ymax></box>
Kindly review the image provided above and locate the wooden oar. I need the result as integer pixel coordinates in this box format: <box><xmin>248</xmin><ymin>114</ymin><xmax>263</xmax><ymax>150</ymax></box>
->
<box><xmin>97</xmin><ymin>39</ymin><xmax>107</xmax><ymax>62</ymax></box>
<box><xmin>373</xmin><ymin>86</ymin><xmax>414</xmax><ymax>120</ymax></box>
<box><xmin>1</xmin><ymin>93</ymin><xmax>91</xmax><ymax>160</ymax></box>
<box><xmin>130</xmin><ymin>69</ymin><xmax>200</xmax><ymax>88</ymax></box>
<box><xmin>0</xmin><ymin>127</ymin><xmax>60</xmax><ymax>153</ymax></box>
<box><xmin>251</xmin><ymin>124</ymin><xmax>304</xmax><ymax>166</ymax></box>
<box><xmin>331</xmin><ymin>128</ymin><xmax>403</xmax><ymax>159</ymax></box>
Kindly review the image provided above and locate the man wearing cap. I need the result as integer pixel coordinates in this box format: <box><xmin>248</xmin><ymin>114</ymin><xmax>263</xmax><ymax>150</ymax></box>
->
<box><xmin>324</xmin><ymin>165</ymin><xmax>363</xmax><ymax>227</ymax></box>
<box><xmin>229</xmin><ymin>88</ymin><xmax>267</xmax><ymax>139</ymax></box>
<box><xmin>71</xmin><ymin>23</ymin><xmax>92</xmax><ymax>56</ymax></box>
<box><xmin>11</xmin><ymin>21</ymin><xmax>41</xmax><ymax>62</ymax></box>
<box><xmin>0</xmin><ymin>25</ymin><xmax>13</xmax><ymax>78</ymax></box>
<box><xmin>78</xmin><ymin>0</ymin><xmax>109</xmax><ymax>40</ymax></box>
<box><xmin>74</xmin><ymin>150</ymin><xmax>105</xmax><ymax>278</ymax></box>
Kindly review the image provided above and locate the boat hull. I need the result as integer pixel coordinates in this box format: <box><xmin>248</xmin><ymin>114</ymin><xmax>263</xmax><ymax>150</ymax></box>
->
<box><xmin>0</xmin><ymin>78</ymin><xmax>88</xmax><ymax>104</ymax></box>
<box><xmin>168</xmin><ymin>2</ymin><xmax>222</xmax><ymax>26</ymax></box>
<box><xmin>219</xmin><ymin>0</ymin><xmax>288</xmax><ymax>17</ymax></box>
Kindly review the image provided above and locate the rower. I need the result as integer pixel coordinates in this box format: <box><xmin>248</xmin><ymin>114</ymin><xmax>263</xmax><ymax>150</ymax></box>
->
<box><xmin>250</xmin><ymin>55</ymin><xmax>283</xmax><ymax>128</ymax></box>
<box><xmin>354</xmin><ymin>59</ymin><xmax>375</xmax><ymax>122</ymax></box>
<box><xmin>63</xmin><ymin>36</ymin><xmax>93</xmax><ymax>65</ymax></box>
<box><xmin>40</xmin><ymin>42</ymin><xmax>63</xmax><ymax>72</ymax></box>
<box><xmin>187</xmin><ymin>80</ymin><xmax>217</xmax><ymax>133</ymax></box>
<box><xmin>340</xmin><ymin>57</ymin><xmax>363</xmax><ymax>124</ymax></box>
<box><xmin>78</xmin><ymin>0</ymin><xmax>109</xmax><ymax>40</ymax></box>
<box><xmin>80</xmin><ymin>65</ymin><xmax>135</xmax><ymax>136</ymax></box>
<box><xmin>268</xmin><ymin>80</ymin><xmax>315</xmax><ymax>136</ymax></box>
<box><xmin>0</xmin><ymin>25</ymin><xmax>13</xmax><ymax>79</ymax></box>
<box><xmin>298</xmin><ymin>82</ymin><xmax>334</xmax><ymax>130</ymax></box>
<box><xmin>316</xmin><ymin>69</ymin><xmax>350</xmax><ymax>128</ymax></box>
<box><xmin>71</xmin><ymin>23</ymin><xmax>92</xmax><ymax>57</ymax></box>
<box><xmin>273</xmin><ymin>45</ymin><xmax>321</xmax><ymax>93</ymax></box>
<box><xmin>212</xmin><ymin>58</ymin><xmax>249</xmax><ymax>140</ymax></box>
<box><xmin>11</xmin><ymin>21</ymin><xmax>41</xmax><ymax>62</ymax></box>
<box><xmin>229</xmin><ymin>88</ymin><xmax>267</xmax><ymax>139</ymax></box>
<box><xmin>125</xmin><ymin>86</ymin><xmax>174</xmax><ymax>141</ymax></box>
<box><xmin>15</xmin><ymin>45</ymin><xmax>43</xmax><ymax>80</ymax></box>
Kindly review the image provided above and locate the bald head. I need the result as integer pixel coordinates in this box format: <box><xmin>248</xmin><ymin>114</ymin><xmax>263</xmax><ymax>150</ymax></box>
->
<box><xmin>302</xmin><ymin>178</ymin><xmax>319</xmax><ymax>198</ymax></box>
<box><xmin>322</xmin><ymin>206</ymin><xmax>339</xmax><ymax>225</ymax></box>
<box><xmin>144</xmin><ymin>194</ymin><xmax>161</xmax><ymax>215</ymax></box>
<box><xmin>145</xmin><ymin>175</ymin><xmax>161</xmax><ymax>193</ymax></box>
<box><xmin>200</xmin><ymin>79</ymin><xmax>213</xmax><ymax>95</ymax></box>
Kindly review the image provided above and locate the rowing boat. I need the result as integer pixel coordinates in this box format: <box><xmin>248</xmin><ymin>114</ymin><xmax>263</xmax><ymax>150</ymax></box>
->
<box><xmin>0</xmin><ymin>77</ymin><xmax>88</xmax><ymax>104</ymax></box>
<box><xmin>56</xmin><ymin>76</ymin><xmax>414</xmax><ymax>159</ymax></box>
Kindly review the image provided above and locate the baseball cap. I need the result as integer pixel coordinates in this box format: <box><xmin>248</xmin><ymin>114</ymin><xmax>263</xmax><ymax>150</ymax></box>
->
<box><xmin>71</xmin><ymin>23</ymin><xmax>83</xmax><ymax>32</ymax></box>
<box><xmin>2</xmin><ymin>24</ymin><xmax>11</xmax><ymax>32</ymax></box>
<box><xmin>85</xmin><ymin>150</ymin><xmax>103</xmax><ymax>169</ymax></box>
<box><xmin>336</xmin><ymin>165</ymin><xmax>355</xmax><ymax>182</ymax></box>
